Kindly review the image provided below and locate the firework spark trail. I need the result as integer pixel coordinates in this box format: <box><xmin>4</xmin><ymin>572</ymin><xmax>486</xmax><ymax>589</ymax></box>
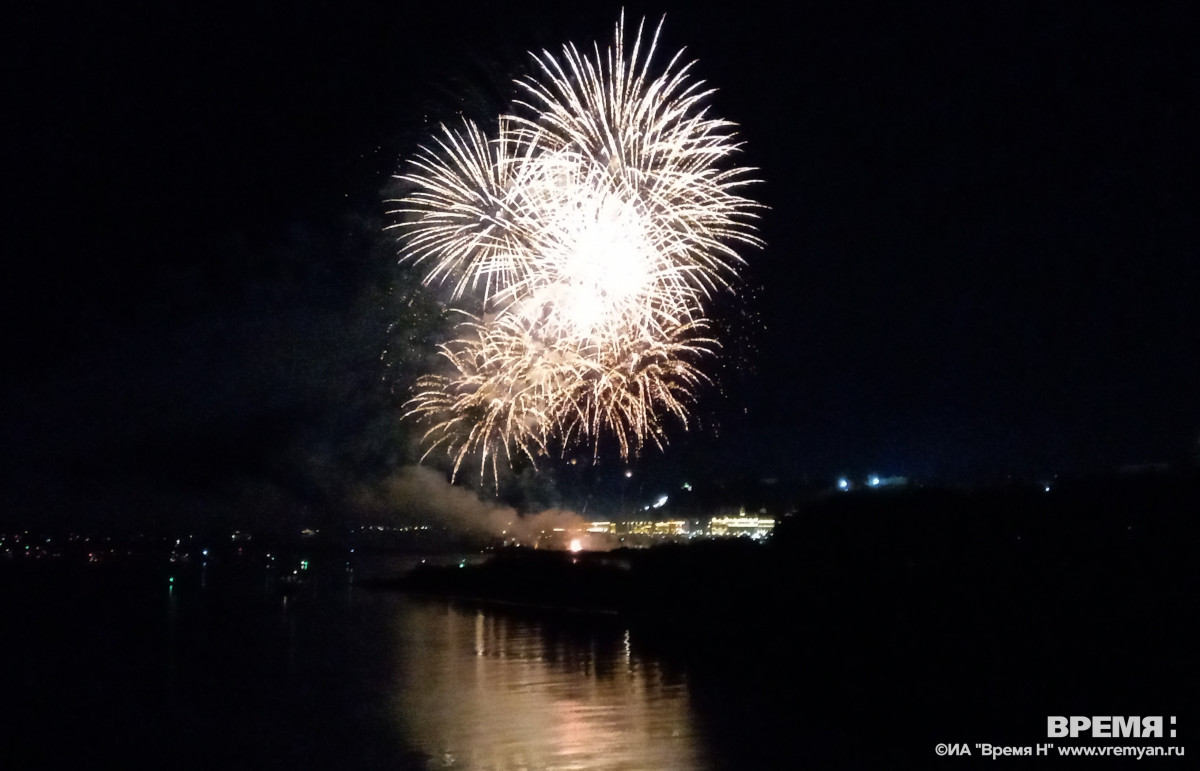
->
<box><xmin>389</xmin><ymin>13</ymin><xmax>762</xmax><ymax>483</ymax></box>
<box><xmin>393</xmin><ymin>118</ymin><xmax>544</xmax><ymax>301</ymax></box>
<box><xmin>405</xmin><ymin>314</ymin><xmax>717</xmax><ymax>484</ymax></box>
<box><xmin>513</xmin><ymin>16</ymin><xmax>763</xmax><ymax>292</ymax></box>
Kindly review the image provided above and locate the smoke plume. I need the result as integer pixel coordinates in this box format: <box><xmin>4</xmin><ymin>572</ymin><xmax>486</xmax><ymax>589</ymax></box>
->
<box><xmin>353</xmin><ymin>465</ymin><xmax>592</xmax><ymax>545</ymax></box>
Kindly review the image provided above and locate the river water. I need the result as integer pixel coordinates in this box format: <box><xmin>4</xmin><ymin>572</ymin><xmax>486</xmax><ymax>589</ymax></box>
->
<box><xmin>2</xmin><ymin>559</ymin><xmax>726</xmax><ymax>770</ymax></box>
<box><xmin>391</xmin><ymin>599</ymin><xmax>705</xmax><ymax>770</ymax></box>
<box><xmin>12</xmin><ymin>548</ymin><xmax>1179</xmax><ymax>769</ymax></box>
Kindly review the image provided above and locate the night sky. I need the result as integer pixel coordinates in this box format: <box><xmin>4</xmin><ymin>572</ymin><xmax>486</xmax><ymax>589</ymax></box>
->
<box><xmin>5</xmin><ymin>1</ymin><xmax>1198</xmax><ymax>529</ymax></box>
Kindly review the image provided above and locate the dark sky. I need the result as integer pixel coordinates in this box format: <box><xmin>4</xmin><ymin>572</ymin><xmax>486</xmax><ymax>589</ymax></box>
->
<box><xmin>4</xmin><ymin>1</ymin><xmax>1198</xmax><ymax>528</ymax></box>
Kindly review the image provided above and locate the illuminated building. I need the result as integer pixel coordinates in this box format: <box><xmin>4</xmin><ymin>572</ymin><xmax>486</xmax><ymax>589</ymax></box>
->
<box><xmin>622</xmin><ymin>520</ymin><xmax>688</xmax><ymax>536</ymax></box>
<box><xmin>708</xmin><ymin>516</ymin><xmax>775</xmax><ymax>539</ymax></box>
<box><xmin>539</xmin><ymin>516</ymin><xmax>776</xmax><ymax>551</ymax></box>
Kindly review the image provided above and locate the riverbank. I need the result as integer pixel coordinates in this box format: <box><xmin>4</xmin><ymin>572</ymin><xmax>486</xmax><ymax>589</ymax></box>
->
<box><xmin>379</xmin><ymin>478</ymin><xmax>1195</xmax><ymax>765</ymax></box>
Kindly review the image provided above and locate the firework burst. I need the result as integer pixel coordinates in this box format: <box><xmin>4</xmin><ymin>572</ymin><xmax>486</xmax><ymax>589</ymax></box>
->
<box><xmin>388</xmin><ymin>13</ymin><xmax>762</xmax><ymax>483</ymax></box>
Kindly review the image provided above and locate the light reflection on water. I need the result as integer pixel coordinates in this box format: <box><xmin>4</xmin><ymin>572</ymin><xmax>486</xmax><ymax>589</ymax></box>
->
<box><xmin>391</xmin><ymin>600</ymin><xmax>708</xmax><ymax>770</ymax></box>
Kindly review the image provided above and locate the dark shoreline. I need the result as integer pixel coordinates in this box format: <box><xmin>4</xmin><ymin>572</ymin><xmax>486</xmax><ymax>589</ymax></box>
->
<box><xmin>3</xmin><ymin>472</ymin><xmax>1194</xmax><ymax>768</ymax></box>
<box><xmin>372</xmin><ymin>475</ymin><xmax>1196</xmax><ymax>766</ymax></box>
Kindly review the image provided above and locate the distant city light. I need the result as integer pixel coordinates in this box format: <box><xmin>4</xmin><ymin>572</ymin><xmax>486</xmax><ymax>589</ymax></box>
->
<box><xmin>869</xmin><ymin>476</ymin><xmax>881</xmax><ymax>487</ymax></box>
<box><xmin>838</xmin><ymin>478</ymin><xmax>849</xmax><ymax>491</ymax></box>
<box><xmin>708</xmin><ymin>516</ymin><xmax>775</xmax><ymax>539</ymax></box>
<box><xmin>569</xmin><ymin>538</ymin><xmax>583</xmax><ymax>553</ymax></box>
